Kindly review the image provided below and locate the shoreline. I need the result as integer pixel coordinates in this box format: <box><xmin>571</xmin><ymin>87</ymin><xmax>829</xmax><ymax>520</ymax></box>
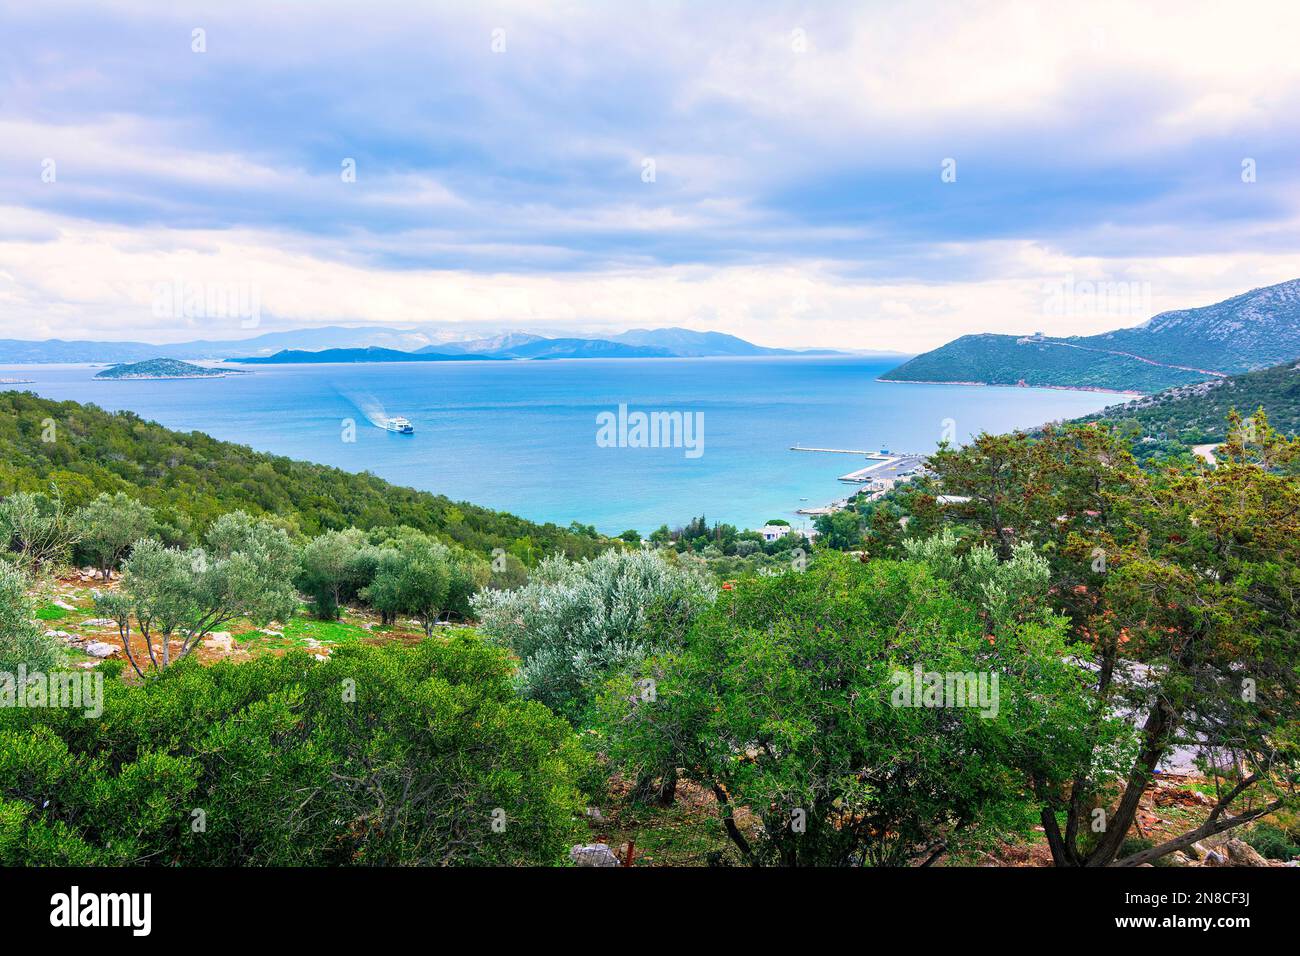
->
<box><xmin>875</xmin><ymin>377</ymin><xmax>1145</xmax><ymax>397</ymax></box>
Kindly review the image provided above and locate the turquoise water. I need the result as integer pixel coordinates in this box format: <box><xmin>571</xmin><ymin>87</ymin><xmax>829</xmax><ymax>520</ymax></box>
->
<box><xmin>1</xmin><ymin>357</ymin><xmax>1117</xmax><ymax>534</ymax></box>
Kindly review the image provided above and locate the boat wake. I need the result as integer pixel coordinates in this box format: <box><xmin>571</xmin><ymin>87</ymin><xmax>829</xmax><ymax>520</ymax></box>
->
<box><xmin>339</xmin><ymin>390</ymin><xmax>390</xmax><ymax>429</ymax></box>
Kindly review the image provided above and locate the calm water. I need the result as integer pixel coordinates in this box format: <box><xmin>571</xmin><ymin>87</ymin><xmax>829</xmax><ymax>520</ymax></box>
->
<box><xmin>1</xmin><ymin>357</ymin><xmax>1116</xmax><ymax>534</ymax></box>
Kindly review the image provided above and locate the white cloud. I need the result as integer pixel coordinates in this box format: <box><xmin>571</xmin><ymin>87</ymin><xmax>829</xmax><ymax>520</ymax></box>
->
<box><xmin>2</xmin><ymin>208</ymin><xmax>1297</xmax><ymax>350</ymax></box>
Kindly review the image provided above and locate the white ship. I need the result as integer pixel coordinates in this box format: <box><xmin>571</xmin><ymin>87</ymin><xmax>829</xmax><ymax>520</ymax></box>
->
<box><xmin>382</xmin><ymin>416</ymin><xmax>415</xmax><ymax>434</ymax></box>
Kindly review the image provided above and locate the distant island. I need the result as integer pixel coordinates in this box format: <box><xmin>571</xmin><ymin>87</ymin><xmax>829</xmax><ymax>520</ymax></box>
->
<box><xmin>95</xmin><ymin>358</ymin><xmax>249</xmax><ymax>380</ymax></box>
<box><xmin>231</xmin><ymin>347</ymin><xmax>507</xmax><ymax>365</ymax></box>
<box><xmin>881</xmin><ymin>278</ymin><xmax>1300</xmax><ymax>394</ymax></box>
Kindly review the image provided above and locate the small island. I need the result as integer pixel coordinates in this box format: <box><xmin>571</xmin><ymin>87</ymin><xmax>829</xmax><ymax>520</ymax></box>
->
<box><xmin>95</xmin><ymin>358</ymin><xmax>249</xmax><ymax>380</ymax></box>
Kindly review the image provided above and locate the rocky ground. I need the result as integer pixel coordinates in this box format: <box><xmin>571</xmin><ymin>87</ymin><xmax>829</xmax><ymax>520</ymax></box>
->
<box><xmin>32</xmin><ymin>568</ymin><xmax>459</xmax><ymax>676</ymax></box>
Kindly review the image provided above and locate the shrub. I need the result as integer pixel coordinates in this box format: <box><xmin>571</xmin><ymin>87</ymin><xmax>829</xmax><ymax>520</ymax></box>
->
<box><xmin>0</xmin><ymin>562</ymin><xmax>60</xmax><ymax>675</ymax></box>
<box><xmin>473</xmin><ymin>548</ymin><xmax>716</xmax><ymax>723</ymax></box>
<box><xmin>596</xmin><ymin>553</ymin><xmax>1102</xmax><ymax>866</ymax></box>
<box><xmin>1245</xmin><ymin>824</ymin><xmax>1300</xmax><ymax>861</ymax></box>
<box><xmin>0</xmin><ymin>637</ymin><xmax>587</xmax><ymax>865</ymax></box>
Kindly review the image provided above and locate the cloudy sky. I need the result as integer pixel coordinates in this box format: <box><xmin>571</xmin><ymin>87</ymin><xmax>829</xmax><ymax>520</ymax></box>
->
<box><xmin>2</xmin><ymin>0</ymin><xmax>1299</xmax><ymax>350</ymax></box>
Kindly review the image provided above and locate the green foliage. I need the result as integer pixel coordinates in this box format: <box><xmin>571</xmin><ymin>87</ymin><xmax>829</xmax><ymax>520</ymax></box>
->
<box><xmin>1075</xmin><ymin>360</ymin><xmax>1300</xmax><ymax>463</ymax></box>
<box><xmin>0</xmin><ymin>638</ymin><xmax>588</xmax><ymax>865</ymax></box>
<box><xmin>0</xmin><ymin>490</ymin><xmax>80</xmax><ymax>574</ymax></box>
<box><xmin>297</xmin><ymin>528</ymin><xmax>371</xmax><ymax>619</ymax></box>
<box><xmin>474</xmin><ymin>548</ymin><xmax>715</xmax><ymax>723</ymax></box>
<box><xmin>1244</xmin><ymin>824</ymin><xmax>1300</xmax><ymax>861</ymax></box>
<box><xmin>0</xmin><ymin>563</ymin><xmax>60</xmax><ymax>674</ymax></box>
<box><xmin>813</xmin><ymin>509</ymin><xmax>863</xmax><ymax>550</ymax></box>
<box><xmin>0</xmin><ymin>391</ymin><xmax>610</xmax><ymax>563</ymax></box>
<box><xmin>359</xmin><ymin>530</ymin><xmax>487</xmax><ymax>635</ymax></box>
<box><xmin>924</xmin><ymin>413</ymin><xmax>1300</xmax><ymax>865</ymax></box>
<box><xmin>97</xmin><ymin>517</ymin><xmax>297</xmax><ymax>675</ymax></box>
<box><xmin>596</xmin><ymin>553</ymin><xmax>1102</xmax><ymax>865</ymax></box>
<box><xmin>73</xmin><ymin>491</ymin><xmax>155</xmax><ymax>577</ymax></box>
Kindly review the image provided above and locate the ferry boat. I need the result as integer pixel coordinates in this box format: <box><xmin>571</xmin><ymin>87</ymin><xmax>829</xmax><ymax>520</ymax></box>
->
<box><xmin>382</xmin><ymin>416</ymin><xmax>415</xmax><ymax>434</ymax></box>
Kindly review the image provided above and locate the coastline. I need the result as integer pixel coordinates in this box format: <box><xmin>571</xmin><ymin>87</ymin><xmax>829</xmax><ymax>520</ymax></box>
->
<box><xmin>876</xmin><ymin>377</ymin><xmax>1145</xmax><ymax>397</ymax></box>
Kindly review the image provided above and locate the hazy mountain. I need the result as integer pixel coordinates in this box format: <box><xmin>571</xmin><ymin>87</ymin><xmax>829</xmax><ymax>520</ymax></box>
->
<box><xmin>881</xmin><ymin>279</ymin><xmax>1300</xmax><ymax>394</ymax></box>
<box><xmin>489</xmin><ymin>338</ymin><xmax>674</xmax><ymax>359</ymax></box>
<box><xmin>611</xmin><ymin>327</ymin><xmax>788</xmax><ymax>356</ymax></box>
<box><xmin>1093</xmin><ymin>279</ymin><xmax>1300</xmax><ymax>371</ymax></box>
<box><xmin>231</xmin><ymin>347</ymin><xmax>498</xmax><ymax>365</ymax></box>
<box><xmin>610</xmin><ymin>327</ymin><xmax>847</xmax><ymax>356</ymax></box>
<box><xmin>0</xmin><ymin>325</ymin><xmax>834</xmax><ymax>364</ymax></box>
<box><xmin>0</xmin><ymin>326</ymin><xmax>452</xmax><ymax>363</ymax></box>
<box><xmin>421</xmin><ymin>332</ymin><xmax>546</xmax><ymax>355</ymax></box>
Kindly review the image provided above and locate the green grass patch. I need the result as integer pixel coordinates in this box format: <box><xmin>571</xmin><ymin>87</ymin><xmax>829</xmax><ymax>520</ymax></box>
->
<box><xmin>236</xmin><ymin>613</ymin><xmax>372</xmax><ymax>652</ymax></box>
<box><xmin>35</xmin><ymin>604</ymin><xmax>69</xmax><ymax>621</ymax></box>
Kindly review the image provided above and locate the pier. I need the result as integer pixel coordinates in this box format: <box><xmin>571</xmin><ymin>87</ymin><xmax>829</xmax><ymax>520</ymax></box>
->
<box><xmin>790</xmin><ymin>444</ymin><xmax>886</xmax><ymax>456</ymax></box>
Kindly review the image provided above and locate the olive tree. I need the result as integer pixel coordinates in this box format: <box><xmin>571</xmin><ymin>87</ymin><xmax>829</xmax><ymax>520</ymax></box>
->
<box><xmin>0</xmin><ymin>491</ymin><xmax>80</xmax><ymax>574</ymax></box>
<box><xmin>473</xmin><ymin>548</ymin><xmax>715</xmax><ymax>724</ymax></box>
<box><xmin>596</xmin><ymin>552</ymin><xmax>1103</xmax><ymax>865</ymax></box>
<box><xmin>297</xmin><ymin>528</ymin><xmax>371</xmax><ymax>619</ymax></box>
<box><xmin>0</xmin><ymin>562</ymin><xmax>61</xmax><ymax>674</ymax></box>
<box><xmin>74</xmin><ymin>492</ymin><xmax>155</xmax><ymax>579</ymax></box>
<box><xmin>96</xmin><ymin>517</ymin><xmax>296</xmax><ymax>677</ymax></box>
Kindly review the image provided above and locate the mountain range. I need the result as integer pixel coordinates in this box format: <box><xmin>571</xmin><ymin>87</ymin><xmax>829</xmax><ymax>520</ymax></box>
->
<box><xmin>0</xmin><ymin>326</ymin><xmax>842</xmax><ymax>364</ymax></box>
<box><xmin>882</xmin><ymin>279</ymin><xmax>1300</xmax><ymax>394</ymax></box>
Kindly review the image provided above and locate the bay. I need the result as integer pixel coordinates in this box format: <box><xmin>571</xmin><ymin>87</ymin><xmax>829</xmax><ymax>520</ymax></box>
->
<box><xmin>1</xmin><ymin>356</ymin><xmax>1118</xmax><ymax>535</ymax></box>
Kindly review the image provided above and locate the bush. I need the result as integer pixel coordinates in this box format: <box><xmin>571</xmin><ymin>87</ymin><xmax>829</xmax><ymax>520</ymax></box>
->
<box><xmin>596</xmin><ymin>553</ymin><xmax>1102</xmax><ymax>866</ymax></box>
<box><xmin>1245</xmin><ymin>824</ymin><xmax>1300</xmax><ymax>861</ymax></box>
<box><xmin>473</xmin><ymin>548</ymin><xmax>716</xmax><ymax>723</ymax></box>
<box><xmin>0</xmin><ymin>637</ymin><xmax>588</xmax><ymax>865</ymax></box>
<box><xmin>0</xmin><ymin>562</ymin><xmax>60</xmax><ymax>675</ymax></box>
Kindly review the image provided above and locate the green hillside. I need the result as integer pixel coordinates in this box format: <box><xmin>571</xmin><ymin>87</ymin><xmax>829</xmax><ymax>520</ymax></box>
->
<box><xmin>1074</xmin><ymin>360</ymin><xmax>1300</xmax><ymax>450</ymax></box>
<box><xmin>0</xmin><ymin>390</ymin><xmax>607</xmax><ymax>560</ymax></box>
<box><xmin>881</xmin><ymin>278</ymin><xmax>1300</xmax><ymax>393</ymax></box>
<box><xmin>880</xmin><ymin>333</ymin><xmax>1207</xmax><ymax>393</ymax></box>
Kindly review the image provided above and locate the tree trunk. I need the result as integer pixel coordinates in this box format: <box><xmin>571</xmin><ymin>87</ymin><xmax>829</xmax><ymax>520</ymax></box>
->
<box><xmin>1086</xmin><ymin>700</ymin><xmax>1172</xmax><ymax>866</ymax></box>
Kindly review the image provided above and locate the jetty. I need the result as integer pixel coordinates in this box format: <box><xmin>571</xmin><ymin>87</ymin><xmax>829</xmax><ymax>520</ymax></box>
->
<box><xmin>790</xmin><ymin>444</ymin><xmax>882</xmax><ymax>456</ymax></box>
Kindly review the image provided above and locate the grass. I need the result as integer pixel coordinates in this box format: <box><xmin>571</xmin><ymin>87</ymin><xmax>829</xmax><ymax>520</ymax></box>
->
<box><xmin>235</xmin><ymin>612</ymin><xmax>379</xmax><ymax>652</ymax></box>
<box><xmin>35</xmin><ymin>604</ymin><xmax>69</xmax><ymax>621</ymax></box>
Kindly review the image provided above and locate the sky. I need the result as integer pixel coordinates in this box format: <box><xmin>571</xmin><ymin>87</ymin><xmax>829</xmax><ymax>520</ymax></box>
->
<box><xmin>1</xmin><ymin>0</ymin><xmax>1299</xmax><ymax>351</ymax></box>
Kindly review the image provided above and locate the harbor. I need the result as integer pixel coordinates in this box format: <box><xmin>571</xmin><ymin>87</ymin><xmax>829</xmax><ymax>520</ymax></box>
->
<box><xmin>789</xmin><ymin>444</ymin><xmax>930</xmax><ymax>516</ymax></box>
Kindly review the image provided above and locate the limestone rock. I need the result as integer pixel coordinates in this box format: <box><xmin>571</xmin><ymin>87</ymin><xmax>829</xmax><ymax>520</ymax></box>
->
<box><xmin>203</xmin><ymin>632</ymin><xmax>234</xmax><ymax>652</ymax></box>
<box><xmin>570</xmin><ymin>843</ymin><xmax>621</xmax><ymax>867</ymax></box>
<box><xmin>1223</xmin><ymin>838</ymin><xmax>1269</xmax><ymax>867</ymax></box>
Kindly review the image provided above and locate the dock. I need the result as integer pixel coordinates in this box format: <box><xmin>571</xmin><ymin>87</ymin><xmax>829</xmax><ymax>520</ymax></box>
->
<box><xmin>838</xmin><ymin>453</ymin><xmax>928</xmax><ymax>483</ymax></box>
<box><xmin>790</xmin><ymin>444</ymin><xmax>887</xmax><ymax>457</ymax></box>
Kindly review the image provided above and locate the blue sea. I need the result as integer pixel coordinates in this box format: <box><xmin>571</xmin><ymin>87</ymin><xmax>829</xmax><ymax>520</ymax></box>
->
<box><xmin>1</xmin><ymin>357</ymin><xmax>1117</xmax><ymax>534</ymax></box>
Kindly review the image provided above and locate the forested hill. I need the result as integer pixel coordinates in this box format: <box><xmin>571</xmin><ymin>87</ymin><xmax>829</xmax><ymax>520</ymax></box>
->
<box><xmin>0</xmin><ymin>391</ymin><xmax>608</xmax><ymax>561</ymax></box>
<box><xmin>881</xmin><ymin>278</ymin><xmax>1300</xmax><ymax>393</ymax></box>
<box><xmin>1071</xmin><ymin>359</ymin><xmax>1300</xmax><ymax>455</ymax></box>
